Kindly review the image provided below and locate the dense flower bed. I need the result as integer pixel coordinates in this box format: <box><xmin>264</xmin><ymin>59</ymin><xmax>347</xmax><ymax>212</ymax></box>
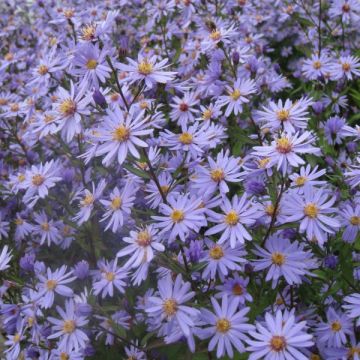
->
<box><xmin>1</xmin><ymin>0</ymin><xmax>360</xmax><ymax>359</ymax></box>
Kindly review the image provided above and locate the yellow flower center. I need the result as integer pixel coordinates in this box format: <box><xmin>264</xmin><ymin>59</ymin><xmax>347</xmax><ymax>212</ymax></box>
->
<box><xmin>59</xmin><ymin>98</ymin><xmax>77</xmax><ymax>116</ymax></box>
<box><xmin>342</xmin><ymin>62</ymin><xmax>351</xmax><ymax>72</ymax></box>
<box><xmin>63</xmin><ymin>320</ymin><xmax>76</xmax><ymax>334</ymax></box>
<box><xmin>18</xmin><ymin>173</ymin><xmax>25</xmax><ymax>182</ymax></box>
<box><xmin>63</xmin><ymin>9</ymin><xmax>75</xmax><ymax>18</ymax></box>
<box><xmin>216</xmin><ymin>318</ymin><xmax>231</xmax><ymax>333</ymax></box>
<box><xmin>230</xmin><ymin>89</ymin><xmax>241</xmax><ymax>100</ymax></box>
<box><xmin>276</xmin><ymin>109</ymin><xmax>290</xmax><ymax>122</ymax></box>
<box><xmin>86</xmin><ymin>59</ymin><xmax>98</xmax><ymax>70</ymax></box>
<box><xmin>60</xmin><ymin>353</ymin><xmax>70</xmax><ymax>360</ymax></box>
<box><xmin>171</xmin><ymin>209</ymin><xmax>184</xmax><ymax>223</ymax></box>
<box><xmin>112</xmin><ymin>125</ymin><xmax>130</xmax><ymax>142</ymax></box>
<box><xmin>28</xmin><ymin>317</ymin><xmax>34</xmax><ymax>326</ymax></box>
<box><xmin>15</xmin><ymin>218</ymin><xmax>24</xmax><ymax>225</ymax></box>
<box><xmin>5</xmin><ymin>52</ymin><xmax>14</xmax><ymax>61</ymax></box>
<box><xmin>209</xmin><ymin>245</ymin><xmax>224</xmax><ymax>260</ymax></box>
<box><xmin>32</xmin><ymin>174</ymin><xmax>44</xmax><ymax>186</ymax></box>
<box><xmin>44</xmin><ymin>114</ymin><xmax>55</xmax><ymax>123</ymax></box>
<box><xmin>265</xmin><ymin>204</ymin><xmax>276</xmax><ymax>216</ymax></box>
<box><xmin>111</xmin><ymin>196</ymin><xmax>122</xmax><ymax>210</ymax></box>
<box><xmin>46</xmin><ymin>279</ymin><xmax>57</xmax><ymax>290</ymax></box>
<box><xmin>304</xmin><ymin>203</ymin><xmax>318</xmax><ymax>219</ymax></box>
<box><xmin>137</xmin><ymin>230</ymin><xmax>152</xmax><ymax>247</ymax></box>
<box><xmin>138</xmin><ymin>60</ymin><xmax>153</xmax><ymax>75</ymax></box>
<box><xmin>295</xmin><ymin>176</ymin><xmax>307</xmax><ymax>186</ymax></box>
<box><xmin>313</xmin><ymin>60</ymin><xmax>322</xmax><ymax>69</ymax></box>
<box><xmin>331</xmin><ymin>320</ymin><xmax>342</xmax><ymax>332</ymax></box>
<box><xmin>276</xmin><ymin>137</ymin><xmax>292</xmax><ymax>154</ymax></box>
<box><xmin>210</xmin><ymin>29</ymin><xmax>221</xmax><ymax>41</ymax></box>
<box><xmin>272</xmin><ymin>252</ymin><xmax>285</xmax><ymax>265</ymax></box>
<box><xmin>270</xmin><ymin>335</ymin><xmax>286</xmax><ymax>352</ymax></box>
<box><xmin>81</xmin><ymin>24</ymin><xmax>96</xmax><ymax>41</ymax></box>
<box><xmin>202</xmin><ymin>109</ymin><xmax>212</xmax><ymax>120</ymax></box>
<box><xmin>210</xmin><ymin>168</ymin><xmax>225</xmax><ymax>182</ymax></box>
<box><xmin>258</xmin><ymin>157</ymin><xmax>271</xmax><ymax>168</ymax></box>
<box><xmin>178</xmin><ymin>132</ymin><xmax>193</xmax><ymax>144</ymax></box>
<box><xmin>38</xmin><ymin>64</ymin><xmax>49</xmax><ymax>75</ymax></box>
<box><xmin>105</xmin><ymin>272</ymin><xmax>115</xmax><ymax>281</ymax></box>
<box><xmin>350</xmin><ymin>216</ymin><xmax>360</xmax><ymax>225</ymax></box>
<box><xmin>163</xmin><ymin>298</ymin><xmax>178</xmax><ymax>316</ymax></box>
<box><xmin>41</xmin><ymin>222</ymin><xmax>50</xmax><ymax>231</ymax></box>
<box><xmin>160</xmin><ymin>185</ymin><xmax>169</xmax><ymax>194</ymax></box>
<box><xmin>348</xmin><ymin>347</ymin><xmax>360</xmax><ymax>359</ymax></box>
<box><xmin>232</xmin><ymin>283</ymin><xmax>243</xmax><ymax>295</ymax></box>
<box><xmin>13</xmin><ymin>333</ymin><xmax>21</xmax><ymax>343</ymax></box>
<box><xmin>10</xmin><ymin>103</ymin><xmax>19</xmax><ymax>112</ymax></box>
<box><xmin>224</xmin><ymin>210</ymin><xmax>239</xmax><ymax>226</ymax></box>
<box><xmin>81</xmin><ymin>194</ymin><xmax>94</xmax><ymax>207</ymax></box>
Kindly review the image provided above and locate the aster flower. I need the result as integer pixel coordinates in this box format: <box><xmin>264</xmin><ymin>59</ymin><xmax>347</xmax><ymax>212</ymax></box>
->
<box><xmin>0</xmin><ymin>245</ymin><xmax>12</xmax><ymax>271</ymax></box>
<box><xmin>95</xmin><ymin>105</ymin><xmax>153</xmax><ymax>166</ymax></box>
<box><xmin>33</xmin><ymin>212</ymin><xmax>62</xmax><ymax>246</ymax></box>
<box><xmin>324</xmin><ymin>116</ymin><xmax>354</xmax><ymax>144</ymax></box>
<box><xmin>339</xmin><ymin>203</ymin><xmax>360</xmax><ymax>242</ymax></box>
<box><xmin>316</xmin><ymin>307</ymin><xmax>352</xmax><ymax>348</ymax></box>
<box><xmin>330</xmin><ymin>55</ymin><xmax>360</xmax><ymax>80</ymax></box>
<box><xmin>152</xmin><ymin>193</ymin><xmax>207</xmax><ymax>242</ymax></box>
<box><xmin>252</xmin><ymin>131</ymin><xmax>321</xmax><ymax>175</ymax></box>
<box><xmin>200</xmin><ymin>296</ymin><xmax>253</xmax><ymax>358</ymax></box>
<box><xmin>170</xmin><ymin>91</ymin><xmax>199</xmax><ymax>127</ymax></box>
<box><xmin>345</xmin><ymin>158</ymin><xmax>360</xmax><ymax>188</ymax></box>
<box><xmin>252</xmin><ymin>236</ymin><xmax>316</xmax><ymax>288</ymax></box>
<box><xmin>329</xmin><ymin>0</ymin><xmax>360</xmax><ymax>24</ymax></box>
<box><xmin>343</xmin><ymin>293</ymin><xmax>360</xmax><ymax>325</ymax></box>
<box><xmin>192</xmin><ymin>150</ymin><xmax>243</xmax><ymax>195</ymax></box>
<box><xmin>217</xmin><ymin>78</ymin><xmax>257</xmax><ymax>116</ymax></box>
<box><xmin>246</xmin><ymin>310</ymin><xmax>314</xmax><ymax>360</ymax></box>
<box><xmin>118</xmin><ymin>54</ymin><xmax>177</xmax><ymax>89</ymax></box>
<box><xmin>4</xmin><ymin>319</ymin><xmax>25</xmax><ymax>359</ymax></box>
<box><xmin>302</xmin><ymin>53</ymin><xmax>332</xmax><ymax>80</ymax></box>
<box><xmin>92</xmin><ymin>259</ymin><xmax>127</xmax><ymax>298</ymax></box>
<box><xmin>48</xmin><ymin>299</ymin><xmax>89</xmax><ymax>352</ymax></box>
<box><xmin>289</xmin><ymin>164</ymin><xmax>326</xmax><ymax>192</ymax></box>
<box><xmin>36</xmin><ymin>265</ymin><xmax>76</xmax><ymax>309</ymax></box>
<box><xmin>205</xmin><ymin>193</ymin><xmax>259</xmax><ymax>248</ymax></box>
<box><xmin>201</xmin><ymin>23</ymin><xmax>237</xmax><ymax>51</ymax></box>
<box><xmin>146</xmin><ymin>274</ymin><xmax>200</xmax><ymax>337</ymax></box>
<box><xmin>255</xmin><ymin>97</ymin><xmax>313</xmax><ymax>134</ymax></box>
<box><xmin>283</xmin><ymin>187</ymin><xmax>340</xmax><ymax>245</ymax></box>
<box><xmin>216</xmin><ymin>274</ymin><xmax>253</xmax><ymax>304</ymax></box>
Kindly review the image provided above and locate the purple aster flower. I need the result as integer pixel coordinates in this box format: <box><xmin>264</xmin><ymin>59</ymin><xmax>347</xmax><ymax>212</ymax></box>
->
<box><xmin>146</xmin><ymin>274</ymin><xmax>200</xmax><ymax>337</ymax></box>
<box><xmin>170</xmin><ymin>91</ymin><xmax>199</xmax><ymax>127</ymax></box>
<box><xmin>4</xmin><ymin>319</ymin><xmax>25</xmax><ymax>359</ymax></box>
<box><xmin>246</xmin><ymin>310</ymin><xmax>314</xmax><ymax>360</ymax></box>
<box><xmin>216</xmin><ymin>274</ymin><xmax>253</xmax><ymax>304</ymax></box>
<box><xmin>324</xmin><ymin>116</ymin><xmax>353</xmax><ymax>144</ymax></box>
<box><xmin>73</xmin><ymin>260</ymin><xmax>90</xmax><ymax>280</ymax></box>
<box><xmin>0</xmin><ymin>245</ymin><xmax>12</xmax><ymax>271</ymax></box>
<box><xmin>330</xmin><ymin>55</ymin><xmax>360</xmax><ymax>80</ymax></box>
<box><xmin>302</xmin><ymin>53</ymin><xmax>332</xmax><ymax>80</ymax></box>
<box><xmin>252</xmin><ymin>236</ymin><xmax>316</xmax><ymax>288</ymax></box>
<box><xmin>338</xmin><ymin>203</ymin><xmax>360</xmax><ymax>242</ymax></box>
<box><xmin>48</xmin><ymin>299</ymin><xmax>89</xmax><ymax>352</ymax></box>
<box><xmin>200</xmin><ymin>296</ymin><xmax>253</xmax><ymax>358</ymax></box>
<box><xmin>33</xmin><ymin>212</ymin><xmax>62</xmax><ymax>246</ymax></box>
<box><xmin>343</xmin><ymin>293</ymin><xmax>360</xmax><ymax>325</ymax></box>
<box><xmin>95</xmin><ymin>105</ymin><xmax>153</xmax><ymax>166</ymax></box>
<box><xmin>205</xmin><ymin>193</ymin><xmax>258</xmax><ymax>248</ymax></box>
<box><xmin>283</xmin><ymin>187</ymin><xmax>340</xmax><ymax>245</ymax></box>
<box><xmin>152</xmin><ymin>193</ymin><xmax>207</xmax><ymax>242</ymax></box>
<box><xmin>316</xmin><ymin>307</ymin><xmax>352</xmax><ymax>348</ymax></box>
<box><xmin>329</xmin><ymin>0</ymin><xmax>360</xmax><ymax>24</ymax></box>
<box><xmin>289</xmin><ymin>164</ymin><xmax>326</xmax><ymax>193</ymax></box>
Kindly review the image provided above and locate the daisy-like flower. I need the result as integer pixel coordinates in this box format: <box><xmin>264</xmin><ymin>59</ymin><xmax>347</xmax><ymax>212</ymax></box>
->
<box><xmin>95</xmin><ymin>105</ymin><xmax>153</xmax><ymax>166</ymax></box>
<box><xmin>252</xmin><ymin>131</ymin><xmax>321</xmax><ymax>175</ymax></box>
<box><xmin>338</xmin><ymin>203</ymin><xmax>360</xmax><ymax>242</ymax></box>
<box><xmin>329</xmin><ymin>0</ymin><xmax>360</xmax><ymax>24</ymax></box>
<box><xmin>48</xmin><ymin>299</ymin><xmax>89</xmax><ymax>352</ymax></box>
<box><xmin>289</xmin><ymin>164</ymin><xmax>326</xmax><ymax>193</ymax></box>
<box><xmin>316</xmin><ymin>307</ymin><xmax>352</xmax><ymax>348</ymax></box>
<box><xmin>118</xmin><ymin>54</ymin><xmax>177</xmax><ymax>89</ymax></box>
<box><xmin>192</xmin><ymin>150</ymin><xmax>243</xmax><ymax>195</ymax></box>
<box><xmin>100</xmin><ymin>184</ymin><xmax>136</xmax><ymax>232</ymax></box>
<box><xmin>343</xmin><ymin>293</ymin><xmax>360</xmax><ymax>325</ymax></box>
<box><xmin>73</xmin><ymin>179</ymin><xmax>106</xmax><ymax>225</ymax></box>
<box><xmin>0</xmin><ymin>245</ymin><xmax>12</xmax><ymax>271</ymax></box>
<box><xmin>33</xmin><ymin>211</ymin><xmax>62</xmax><ymax>246</ymax></box>
<box><xmin>252</xmin><ymin>236</ymin><xmax>316</xmax><ymax>288</ymax></box>
<box><xmin>283</xmin><ymin>187</ymin><xmax>340</xmax><ymax>245</ymax></box>
<box><xmin>246</xmin><ymin>310</ymin><xmax>314</xmax><ymax>360</ymax></box>
<box><xmin>117</xmin><ymin>225</ymin><xmax>164</xmax><ymax>268</ymax></box>
<box><xmin>72</xmin><ymin>43</ymin><xmax>111</xmax><ymax>88</ymax></box>
<box><xmin>21</xmin><ymin>160</ymin><xmax>62</xmax><ymax>207</ymax></box>
<box><xmin>201</xmin><ymin>240</ymin><xmax>247</xmax><ymax>280</ymax></box>
<box><xmin>302</xmin><ymin>53</ymin><xmax>332</xmax><ymax>80</ymax></box>
<box><xmin>152</xmin><ymin>193</ymin><xmax>207</xmax><ymax>242</ymax></box>
<box><xmin>216</xmin><ymin>275</ymin><xmax>253</xmax><ymax>304</ymax></box>
<box><xmin>201</xmin><ymin>23</ymin><xmax>237</xmax><ymax>51</ymax></box>
<box><xmin>255</xmin><ymin>97</ymin><xmax>313</xmax><ymax>134</ymax></box>
<box><xmin>324</xmin><ymin>116</ymin><xmax>354</xmax><ymax>144</ymax></box>
<box><xmin>53</xmin><ymin>81</ymin><xmax>92</xmax><ymax>142</ymax></box>
<box><xmin>205</xmin><ymin>193</ymin><xmax>258</xmax><ymax>248</ymax></box>
<box><xmin>170</xmin><ymin>92</ymin><xmax>199</xmax><ymax>127</ymax></box>
<box><xmin>36</xmin><ymin>265</ymin><xmax>76</xmax><ymax>309</ymax></box>
<box><xmin>146</xmin><ymin>274</ymin><xmax>200</xmax><ymax>337</ymax></box>
<box><xmin>345</xmin><ymin>158</ymin><xmax>360</xmax><ymax>188</ymax></box>
<box><xmin>92</xmin><ymin>259</ymin><xmax>127</xmax><ymax>298</ymax></box>
<box><xmin>217</xmin><ymin>78</ymin><xmax>256</xmax><ymax>116</ymax></box>
<box><xmin>4</xmin><ymin>319</ymin><xmax>25</xmax><ymax>359</ymax></box>
<box><xmin>200</xmin><ymin>296</ymin><xmax>253</xmax><ymax>358</ymax></box>
<box><xmin>330</xmin><ymin>55</ymin><xmax>360</xmax><ymax>80</ymax></box>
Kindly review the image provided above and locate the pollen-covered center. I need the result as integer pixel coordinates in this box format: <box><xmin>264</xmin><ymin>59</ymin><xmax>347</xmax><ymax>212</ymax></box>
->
<box><xmin>179</xmin><ymin>103</ymin><xmax>189</xmax><ymax>112</ymax></box>
<box><xmin>304</xmin><ymin>203</ymin><xmax>318</xmax><ymax>219</ymax></box>
<box><xmin>178</xmin><ymin>132</ymin><xmax>193</xmax><ymax>144</ymax></box>
<box><xmin>342</xmin><ymin>4</ymin><xmax>350</xmax><ymax>12</ymax></box>
<box><xmin>313</xmin><ymin>60</ymin><xmax>322</xmax><ymax>69</ymax></box>
<box><xmin>230</xmin><ymin>89</ymin><xmax>241</xmax><ymax>100</ymax></box>
<box><xmin>32</xmin><ymin>174</ymin><xmax>45</xmax><ymax>186</ymax></box>
<box><xmin>38</xmin><ymin>64</ymin><xmax>49</xmax><ymax>75</ymax></box>
<box><xmin>171</xmin><ymin>209</ymin><xmax>185</xmax><ymax>223</ymax></box>
<box><xmin>105</xmin><ymin>271</ymin><xmax>115</xmax><ymax>282</ymax></box>
<box><xmin>295</xmin><ymin>176</ymin><xmax>307</xmax><ymax>186</ymax></box>
<box><xmin>111</xmin><ymin>196</ymin><xmax>122</xmax><ymax>210</ymax></box>
<box><xmin>331</xmin><ymin>320</ymin><xmax>342</xmax><ymax>332</ymax></box>
<box><xmin>210</xmin><ymin>29</ymin><xmax>221</xmax><ymax>41</ymax></box>
<box><xmin>81</xmin><ymin>194</ymin><xmax>94</xmax><ymax>207</ymax></box>
<box><xmin>13</xmin><ymin>333</ymin><xmax>21</xmax><ymax>343</ymax></box>
<box><xmin>270</xmin><ymin>335</ymin><xmax>286</xmax><ymax>352</ymax></box>
<box><xmin>41</xmin><ymin>222</ymin><xmax>50</xmax><ymax>231</ymax></box>
<box><xmin>210</xmin><ymin>168</ymin><xmax>225</xmax><ymax>182</ymax></box>
<box><xmin>63</xmin><ymin>320</ymin><xmax>76</xmax><ymax>334</ymax></box>
<box><xmin>224</xmin><ymin>210</ymin><xmax>239</xmax><ymax>226</ymax></box>
<box><xmin>202</xmin><ymin>109</ymin><xmax>213</xmax><ymax>120</ymax></box>
<box><xmin>276</xmin><ymin>137</ymin><xmax>292</xmax><ymax>154</ymax></box>
<box><xmin>232</xmin><ymin>283</ymin><xmax>243</xmax><ymax>295</ymax></box>
<box><xmin>163</xmin><ymin>298</ymin><xmax>178</xmax><ymax>316</ymax></box>
<box><xmin>342</xmin><ymin>62</ymin><xmax>351</xmax><ymax>72</ymax></box>
<box><xmin>59</xmin><ymin>98</ymin><xmax>77</xmax><ymax>116</ymax></box>
<box><xmin>86</xmin><ymin>59</ymin><xmax>98</xmax><ymax>69</ymax></box>
<box><xmin>271</xmin><ymin>252</ymin><xmax>285</xmax><ymax>265</ymax></box>
<box><xmin>81</xmin><ymin>24</ymin><xmax>96</xmax><ymax>41</ymax></box>
<box><xmin>112</xmin><ymin>125</ymin><xmax>130</xmax><ymax>142</ymax></box>
<box><xmin>276</xmin><ymin>109</ymin><xmax>290</xmax><ymax>122</ymax></box>
<box><xmin>216</xmin><ymin>318</ymin><xmax>231</xmax><ymax>333</ymax></box>
<box><xmin>209</xmin><ymin>245</ymin><xmax>224</xmax><ymax>260</ymax></box>
<box><xmin>350</xmin><ymin>216</ymin><xmax>360</xmax><ymax>225</ymax></box>
<box><xmin>138</xmin><ymin>60</ymin><xmax>153</xmax><ymax>75</ymax></box>
<box><xmin>137</xmin><ymin>230</ymin><xmax>152</xmax><ymax>247</ymax></box>
<box><xmin>60</xmin><ymin>353</ymin><xmax>70</xmax><ymax>360</ymax></box>
<box><xmin>46</xmin><ymin>279</ymin><xmax>57</xmax><ymax>290</ymax></box>
<box><xmin>258</xmin><ymin>157</ymin><xmax>270</xmax><ymax>168</ymax></box>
